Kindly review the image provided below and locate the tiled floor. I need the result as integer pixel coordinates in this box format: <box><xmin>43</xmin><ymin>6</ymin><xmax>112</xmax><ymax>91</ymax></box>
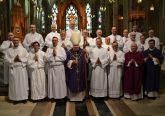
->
<box><xmin>0</xmin><ymin>58</ymin><xmax>165</xmax><ymax>116</ymax></box>
<box><xmin>0</xmin><ymin>94</ymin><xmax>165</xmax><ymax>116</ymax></box>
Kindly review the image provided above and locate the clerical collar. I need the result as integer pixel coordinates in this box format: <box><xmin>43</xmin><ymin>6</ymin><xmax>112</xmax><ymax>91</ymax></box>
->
<box><xmin>113</xmin><ymin>49</ymin><xmax>118</xmax><ymax>52</ymax></box>
<box><xmin>13</xmin><ymin>46</ymin><xmax>19</xmax><ymax>49</ymax></box>
<box><xmin>130</xmin><ymin>50</ymin><xmax>137</xmax><ymax>53</ymax></box>
<box><xmin>97</xmin><ymin>46</ymin><xmax>102</xmax><ymax>49</ymax></box>
<box><xmin>31</xmin><ymin>32</ymin><xmax>36</xmax><ymax>34</ymax></box>
<box><xmin>52</xmin><ymin>45</ymin><xmax>58</xmax><ymax>48</ymax></box>
<box><xmin>149</xmin><ymin>48</ymin><xmax>155</xmax><ymax>51</ymax></box>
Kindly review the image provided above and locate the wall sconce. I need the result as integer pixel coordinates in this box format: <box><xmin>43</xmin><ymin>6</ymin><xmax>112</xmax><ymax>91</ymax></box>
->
<box><xmin>100</xmin><ymin>6</ymin><xmax>106</xmax><ymax>12</ymax></box>
<box><xmin>90</xmin><ymin>14</ymin><xmax>95</xmax><ymax>18</ymax></box>
<box><xmin>36</xmin><ymin>6</ymin><xmax>43</xmax><ymax>12</ymax></box>
<box><xmin>48</xmin><ymin>14</ymin><xmax>52</xmax><ymax>18</ymax></box>
<box><xmin>0</xmin><ymin>0</ymin><xmax>3</xmax><ymax>2</ymax></box>
<box><xmin>137</xmin><ymin>0</ymin><xmax>142</xmax><ymax>3</ymax></box>
<box><xmin>150</xmin><ymin>4</ymin><xmax>154</xmax><ymax>11</ymax></box>
<box><xmin>120</xmin><ymin>16</ymin><xmax>123</xmax><ymax>20</ymax></box>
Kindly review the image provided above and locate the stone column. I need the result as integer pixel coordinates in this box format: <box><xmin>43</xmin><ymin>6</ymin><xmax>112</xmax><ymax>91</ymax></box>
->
<box><xmin>123</xmin><ymin>0</ymin><xmax>129</xmax><ymax>30</ymax></box>
<box><xmin>112</xmin><ymin>0</ymin><xmax>118</xmax><ymax>26</ymax></box>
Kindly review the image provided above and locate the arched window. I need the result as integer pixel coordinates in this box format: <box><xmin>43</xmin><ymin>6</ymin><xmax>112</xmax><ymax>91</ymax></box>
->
<box><xmin>52</xmin><ymin>3</ymin><xmax>58</xmax><ymax>25</ymax></box>
<box><xmin>65</xmin><ymin>4</ymin><xmax>78</xmax><ymax>30</ymax></box>
<box><xmin>98</xmin><ymin>10</ymin><xmax>102</xmax><ymax>28</ymax></box>
<box><xmin>86</xmin><ymin>3</ymin><xmax>92</xmax><ymax>33</ymax></box>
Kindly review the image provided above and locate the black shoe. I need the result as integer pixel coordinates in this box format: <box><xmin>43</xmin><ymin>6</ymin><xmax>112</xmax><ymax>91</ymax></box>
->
<box><xmin>22</xmin><ymin>100</ymin><xmax>27</xmax><ymax>104</ymax></box>
<box><xmin>148</xmin><ymin>97</ymin><xmax>156</xmax><ymax>100</ymax></box>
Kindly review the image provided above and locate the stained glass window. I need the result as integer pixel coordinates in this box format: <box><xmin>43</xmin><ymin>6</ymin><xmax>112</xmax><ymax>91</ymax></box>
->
<box><xmin>65</xmin><ymin>4</ymin><xmax>78</xmax><ymax>30</ymax></box>
<box><xmin>86</xmin><ymin>3</ymin><xmax>92</xmax><ymax>33</ymax></box>
<box><xmin>98</xmin><ymin>10</ymin><xmax>102</xmax><ymax>28</ymax></box>
<box><xmin>52</xmin><ymin>3</ymin><xmax>58</xmax><ymax>25</ymax></box>
<box><xmin>41</xmin><ymin>11</ymin><xmax>45</xmax><ymax>32</ymax></box>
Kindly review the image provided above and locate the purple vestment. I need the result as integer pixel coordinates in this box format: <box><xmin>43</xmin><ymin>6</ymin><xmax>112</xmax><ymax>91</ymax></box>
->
<box><xmin>124</xmin><ymin>51</ymin><xmax>144</xmax><ymax>94</ymax></box>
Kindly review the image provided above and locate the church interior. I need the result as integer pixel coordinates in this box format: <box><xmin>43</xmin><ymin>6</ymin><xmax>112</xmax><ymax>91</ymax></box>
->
<box><xmin>0</xmin><ymin>0</ymin><xmax>165</xmax><ymax>115</ymax></box>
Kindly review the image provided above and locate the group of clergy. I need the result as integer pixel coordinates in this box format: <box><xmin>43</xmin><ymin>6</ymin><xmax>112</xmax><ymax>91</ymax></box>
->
<box><xmin>0</xmin><ymin>21</ymin><xmax>164</xmax><ymax>103</ymax></box>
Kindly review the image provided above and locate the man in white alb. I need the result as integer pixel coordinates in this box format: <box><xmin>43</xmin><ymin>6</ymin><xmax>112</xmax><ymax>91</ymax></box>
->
<box><xmin>122</xmin><ymin>29</ymin><xmax>130</xmax><ymax>44</ymax></box>
<box><xmin>59</xmin><ymin>30</ymin><xmax>72</xmax><ymax>51</ymax></box>
<box><xmin>0</xmin><ymin>32</ymin><xmax>14</xmax><ymax>84</ymax></box>
<box><xmin>145</xmin><ymin>29</ymin><xmax>160</xmax><ymax>49</ymax></box>
<box><xmin>109</xmin><ymin>26</ymin><xmax>123</xmax><ymax>50</ymax></box>
<box><xmin>90</xmin><ymin>37</ymin><xmax>109</xmax><ymax>97</ymax></box>
<box><xmin>139</xmin><ymin>35</ymin><xmax>148</xmax><ymax>52</ymax></box>
<box><xmin>45</xmin><ymin>36</ymin><xmax>67</xmax><ymax>100</ymax></box>
<box><xmin>128</xmin><ymin>25</ymin><xmax>142</xmax><ymax>42</ymax></box>
<box><xmin>45</xmin><ymin>24</ymin><xmax>60</xmax><ymax>48</ymax></box>
<box><xmin>66</xmin><ymin>20</ymin><xmax>80</xmax><ymax>39</ymax></box>
<box><xmin>28</xmin><ymin>42</ymin><xmax>47</xmax><ymax>101</ymax></box>
<box><xmin>23</xmin><ymin>24</ymin><xmax>44</xmax><ymax>52</ymax></box>
<box><xmin>123</xmin><ymin>32</ymin><xmax>141</xmax><ymax>53</ymax></box>
<box><xmin>93</xmin><ymin>29</ymin><xmax>105</xmax><ymax>46</ymax></box>
<box><xmin>5</xmin><ymin>37</ymin><xmax>29</xmax><ymax>103</ymax></box>
<box><xmin>102</xmin><ymin>36</ymin><xmax>112</xmax><ymax>51</ymax></box>
<box><xmin>108</xmin><ymin>42</ymin><xmax>124</xmax><ymax>98</ymax></box>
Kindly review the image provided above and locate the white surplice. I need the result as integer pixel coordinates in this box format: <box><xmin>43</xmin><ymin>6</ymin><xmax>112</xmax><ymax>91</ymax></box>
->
<box><xmin>0</xmin><ymin>40</ymin><xmax>13</xmax><ymax>84</ymax></box>
<box><xmin>102</xmin><ymin>44</ymin><xmax>112</xmax><ymax>52</ymax></box>
<box><xmin>28</xmin><ymin>50</ymin><xmax>47</xmax><ymax>100</ymax></box>
<box><xmin>23</xmin><ymin>32</ymin><xmax>44</xmax><ymax>51</ymax></box>
<box><xmin>5</xmin><ymin>46</ymin><xmax>29</xmax><ymax>101</ymax></box>
<box><xmin>79</xmin><ymin>37</ymin><xmax>95</xmax><ymax>52</ymax></box>
<box><xmin>45</xmin><ymin>46</ymin><xmax>67</xmax><ymax>99</ymax></box>
<box><xmin>45</xmin><ymin>31</ymin><xmax>61</xmax><ymax>48</ymax></box>
<box><xmin>122</xmin><ymin>36</ymin><xmax>130</xmax><ymax>44</ymax></box>
<box><xmin>108</xmin><ymin>49</ymin><xmax>124</xmax><ymax>98</ymax></box>
<box><xmin>66</xmin><ymin>29</ymin><xmax>80</xmax><ymax>40</ymax></box>
<box><xmin>59</xmin><ymin>38</ymin><xmax>73</xmax><ymax>51</ymax></box>
<box><xmin>90</xmin><ymin>47</ymin><xmax>109</xmax><ymax>97</ymax></box>
<box><xmin>109</xmin><ymin>34</ymin><xmax>124</xmax><ymax>50</ymax></box>
<box><xmin>139</xmin><ymin>42</ymin><xmax>148</xmax><ymax>52</ymax></box>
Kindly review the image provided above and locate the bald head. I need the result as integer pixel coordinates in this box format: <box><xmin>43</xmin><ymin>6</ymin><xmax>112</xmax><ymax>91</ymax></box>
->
<box><xmin>131</xmin><ymin>42</ymin><xmax>138</xmax><ymax>52</ymax></box>
<box><xmin>51</xmin><ymin>24</ymin><xmax>57</xmax><ymax>32</ymax></box>
<box><xmin>69</xmin><ymin>20</ymin><xmax>76</xmax><ymax>29</ymax></box>
<box><xmin>96</xmin><ymin>29</ymin><xmax>102</xmax><ymax>37</ymax></box>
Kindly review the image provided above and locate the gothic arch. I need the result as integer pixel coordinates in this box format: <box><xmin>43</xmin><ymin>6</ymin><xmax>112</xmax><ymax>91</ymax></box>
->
<box><xmin>57</xmin><ymin>0</ymin><xmax>86</xmax><ymax>30</ymax></box>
